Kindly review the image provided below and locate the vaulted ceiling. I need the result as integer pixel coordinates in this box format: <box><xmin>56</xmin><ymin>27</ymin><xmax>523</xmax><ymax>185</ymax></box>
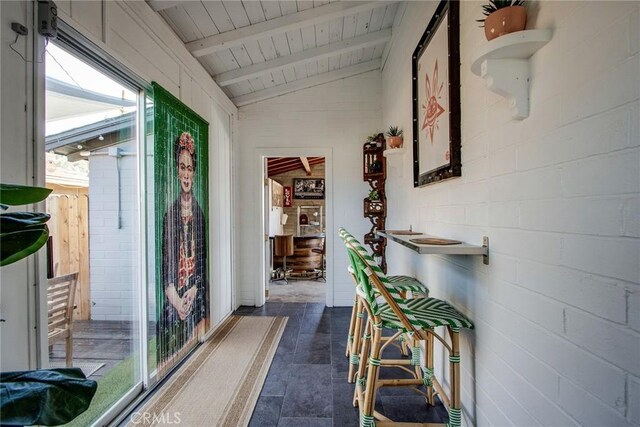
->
<box><xmin>148</xmin><ymin>1</ymin><xmax>402</xmax><ymax>107</ymax></box>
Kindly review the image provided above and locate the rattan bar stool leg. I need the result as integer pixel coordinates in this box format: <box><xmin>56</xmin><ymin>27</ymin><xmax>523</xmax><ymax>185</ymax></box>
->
<box><xmin>353</xmin><ymin>318</ymin><xmax>372</xmax><ymax>408</ymax></box>
<box><xmin>448</xmin><ymin>327</ymin><xmax>462</xmax><ymax>427</ymax></box>
<box><xmin>360</xmin><ymin>322</ymin><xmax>383</xmax><ymax>427</ymax></box>
<box><xmin>425</xmin><ymin>332</ymin><xmax>435</xmax><ymax>406</ymax></box>
<box><xmin>346</xmin><ymin>293</ymin><xmax>359</xmax><ymax>357</ymax></box>
<box><xmin>348</xmin><ymin>298</ymin><xmax>365</xmax><ymax>383</ymax></box>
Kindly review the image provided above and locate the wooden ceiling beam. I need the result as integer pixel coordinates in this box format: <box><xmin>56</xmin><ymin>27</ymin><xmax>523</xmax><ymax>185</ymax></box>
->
<box><xmin>215</xmin><ymin>29</ymin><xmax>391</xmax><ymax>87</ymax></box>
<box><xmin>146</xmin><ymin>1</ymin><xmax>183</xmax><ymax>12</ymax></box>
<box><xmin>186</xmin><ymin>1</ymin><xmax>396</xmax><ymax>58</ymax></box>
<box><xmin>300</xmin><ymin>157</ymin><xmax>312</xmax><ymax>175</ymax></box>
<box><xmin>268</xmin><ymin>167</ymin><xmax>300</xmax><ymax>176</ymax></box>
<box><xmin>232</xmin><ymin>59</ymin><xmax>382</xmax><ymax>107</ymax></box>
<box><xmin>268</xmin><ymin>159</ymin><xmax>302</xmax><ymax>169</ymax></box>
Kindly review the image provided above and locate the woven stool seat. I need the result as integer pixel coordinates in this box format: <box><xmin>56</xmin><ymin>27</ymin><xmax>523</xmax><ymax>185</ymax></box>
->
<box><xmin>378</xmin><ymin>297</ymin><xmax>474</xmax><ymax>331</ymax></box>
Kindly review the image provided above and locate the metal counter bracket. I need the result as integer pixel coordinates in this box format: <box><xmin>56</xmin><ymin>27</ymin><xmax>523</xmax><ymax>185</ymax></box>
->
<box><xmin>483</xmin><ymin>236</ymin><xmax>489</xmax><ymax>265</ymax></box>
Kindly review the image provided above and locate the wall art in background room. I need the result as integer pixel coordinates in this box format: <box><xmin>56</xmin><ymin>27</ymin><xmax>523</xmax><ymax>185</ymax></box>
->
<box><xmin>283</xmin><ymin>186</ymin><xmax>293</xmax><ymax>207</ymax></box>
<box><xmin>272</xmin><ymin>180</ymin><xmax>283</xmax><ymax>208</ymax></box>
<box><xmin>293</xmin><ymin>178</ymin><xmax>325</xmax><ymax>199</ymax></box>
<box><xmin>412</xmin><ymin>0</ymin><xmax>461</xmax><ymax>187</ymax></box>
<box><xmin>152</xmin><ymin>82</ymin><xmax>210</xmax><ymax>376</ymax></box>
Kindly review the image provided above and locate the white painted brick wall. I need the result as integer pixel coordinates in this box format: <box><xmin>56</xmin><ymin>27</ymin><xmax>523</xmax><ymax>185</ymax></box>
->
<box><xmin>237</xmin><ymin>71</ymin><xmax>382</xmax><ymax>306</ymax></box>
<box><xmin>380</xmin><ymin>1</ymin><xmax>640</xmax><ymax>426</ymax></box>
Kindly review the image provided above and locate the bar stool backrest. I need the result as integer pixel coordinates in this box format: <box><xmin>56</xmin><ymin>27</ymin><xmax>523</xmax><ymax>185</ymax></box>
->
<box><xmin>338</xmin><ymin>227</ymin><xmax>420</xmax><ymax>334</ymax></box>
<box><xmin>346</xmin><ymin>247</ymin><xmax>379</xmax><ymax>313</ymax></box>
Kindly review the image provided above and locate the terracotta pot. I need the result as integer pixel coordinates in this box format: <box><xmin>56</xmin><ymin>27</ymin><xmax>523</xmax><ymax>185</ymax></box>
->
<box><xmin>387</xmin><ymin>136</ymin><xmax>403</xmax><ymax>148</ymax></box>
<box><xmin>484</xmin><ymin>6</ymin><xmax>526</xmax><ymax>41</ymax></box>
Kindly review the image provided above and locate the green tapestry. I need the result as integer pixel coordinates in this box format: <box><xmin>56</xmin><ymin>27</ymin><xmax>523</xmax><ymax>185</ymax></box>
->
<box><xmin>152</xmin><ymin>82</ymin><xmax>209</xmax><ymax>374</ymax></box>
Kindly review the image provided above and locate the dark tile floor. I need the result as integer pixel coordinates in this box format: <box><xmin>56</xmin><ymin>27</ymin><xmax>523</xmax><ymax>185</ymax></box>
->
<box><xmin>237</xmin><ymin>302</ymin><xmax>448</xmax><ymax>427</ymax></box>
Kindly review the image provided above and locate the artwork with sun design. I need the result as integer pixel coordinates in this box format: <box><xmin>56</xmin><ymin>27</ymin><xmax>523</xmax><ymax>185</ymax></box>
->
<box><xmin>412</xmin><ymin>0</ymin><xmax>461</xmax><ymax>187</ymax></box>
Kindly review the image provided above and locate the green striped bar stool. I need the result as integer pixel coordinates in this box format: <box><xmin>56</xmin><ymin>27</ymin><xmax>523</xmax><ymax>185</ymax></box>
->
<box><xmin>341</xmin><ymin>227</ymin><xmax>474</xmax><ymax>427</ymax></box>
<box><xmin>342</xmin><ymin>235</ymin><xmax>428</xmax><ymax>383</ymax></box>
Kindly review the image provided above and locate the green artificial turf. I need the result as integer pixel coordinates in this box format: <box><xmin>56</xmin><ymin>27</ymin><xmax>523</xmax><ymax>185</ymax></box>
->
<box><xmin>62</xmin><ymin>338</ymin><xmax>157</xmax><ymax>427</ymax></box>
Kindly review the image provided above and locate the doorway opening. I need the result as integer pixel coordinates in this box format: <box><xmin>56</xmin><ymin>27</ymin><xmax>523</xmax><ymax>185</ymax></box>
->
<box><xmin>265</xmin><ymin>157</ymin><xmax>326</xmax><ymax>303</ymax></box>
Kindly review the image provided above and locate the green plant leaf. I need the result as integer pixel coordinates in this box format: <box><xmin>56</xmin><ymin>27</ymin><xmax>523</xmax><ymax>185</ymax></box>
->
<box><xmin>0</xmin><ymin>212</ymin><xmax>51</xmax><ymax>233</ymax></box>
<box><xmin>0</xmin><ymin>227</ymin><xmax>49</xmax><ymax>267</ymax></box>
<box><xmin>0</xmin><ymin>184</ymin><xmax>52</xmax><ymax>206</ymax></box>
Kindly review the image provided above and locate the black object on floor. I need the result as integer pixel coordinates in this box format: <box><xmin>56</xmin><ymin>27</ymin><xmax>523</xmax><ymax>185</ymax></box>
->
<box><xmin>236</xmin><ymin>302</ymin><xmax>449</xmax><ymax>427</ymax></box>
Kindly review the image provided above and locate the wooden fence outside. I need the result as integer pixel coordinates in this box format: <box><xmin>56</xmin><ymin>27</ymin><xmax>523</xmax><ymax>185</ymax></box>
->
<box><xmin>46</xmin><ymin>185</ymin><xmax>91</xmax><ymax>320</ymax></box>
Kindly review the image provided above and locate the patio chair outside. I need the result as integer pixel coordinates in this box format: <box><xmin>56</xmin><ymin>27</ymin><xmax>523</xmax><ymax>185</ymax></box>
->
<box><xmin>47</xmin><ymin>272</ymin><xmax>78</xmax><ymax>368</ymax></box>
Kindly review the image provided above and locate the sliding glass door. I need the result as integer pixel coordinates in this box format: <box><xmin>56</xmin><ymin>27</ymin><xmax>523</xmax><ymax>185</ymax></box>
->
<box><xmin>44</xmin><ymin>41</ymin><xmax>146</xmax><ymax>426</ymax></box>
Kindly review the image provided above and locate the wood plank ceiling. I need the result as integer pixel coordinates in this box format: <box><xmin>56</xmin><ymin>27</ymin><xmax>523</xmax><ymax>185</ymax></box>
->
<box><xmin>148</xmin><ymin>1</ymin><xmax>400</xmax><ymax>107</ymax></box>
<box><xmin>267</xmin><ymin>156</ymin><xmax>325</xmax><ymax>177</ymax></box>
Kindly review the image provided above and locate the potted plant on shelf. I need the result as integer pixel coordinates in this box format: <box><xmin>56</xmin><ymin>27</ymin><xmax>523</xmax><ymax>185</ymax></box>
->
<box><xmin>385</xmin><ymin>126</ymin><xmax>403</xmax><ymax>149</ymax></box>
<box><xmin>366</xmin><ymin>132</ymin><xmax>384</xmax><ymax>148</ymax></box>
<box><xmin>477</xmin><ymin>0</ymin><xmax>526</xmax><ymax>41</ymax></box>
<box><xmin>365</xmin><ymin>189</ymin><xmax>383</xmax><ymax>214</ymax></box>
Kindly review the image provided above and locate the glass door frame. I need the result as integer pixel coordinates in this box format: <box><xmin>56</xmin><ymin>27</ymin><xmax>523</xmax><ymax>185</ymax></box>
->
<box><xmin>35</xmin><ymin>19</ymin><xmax>154</xmax><ymax>426</ymax></box>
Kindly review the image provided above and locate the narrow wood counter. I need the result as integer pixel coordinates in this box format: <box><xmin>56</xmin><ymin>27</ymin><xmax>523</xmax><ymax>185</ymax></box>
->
<box><xmin>376</xmin><ymin>230</ymin><xmax>489</xmax><ymax>264</ymax></box>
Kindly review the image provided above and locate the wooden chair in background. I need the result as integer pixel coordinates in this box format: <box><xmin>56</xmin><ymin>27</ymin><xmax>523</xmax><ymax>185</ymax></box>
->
<box><xmin>47</xmin><ymin>272</ymin><xmax>78</xmax><ymax>367</ymax></box>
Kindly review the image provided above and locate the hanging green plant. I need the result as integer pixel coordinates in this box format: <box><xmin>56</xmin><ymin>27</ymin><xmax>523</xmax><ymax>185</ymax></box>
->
<box><xmin>0</xmin><ymin>183</ymin><xmax>97</xmax><ymax>426</ymax></box>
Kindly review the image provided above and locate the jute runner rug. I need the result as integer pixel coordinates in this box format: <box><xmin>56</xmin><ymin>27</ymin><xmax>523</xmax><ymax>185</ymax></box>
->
<box><xmin>135</xmin><ymin>315</ymin><xmax>287</xmax><ymax>427</ymax></box>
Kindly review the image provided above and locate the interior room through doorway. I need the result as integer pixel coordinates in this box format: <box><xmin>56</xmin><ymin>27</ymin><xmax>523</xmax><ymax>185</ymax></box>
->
<box><xmin>265</xmin><ymin>156</ymin><xmax>326</xmax><ymax>303</ymax></box>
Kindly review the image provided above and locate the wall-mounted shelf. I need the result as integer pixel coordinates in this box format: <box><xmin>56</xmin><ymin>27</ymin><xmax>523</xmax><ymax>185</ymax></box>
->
<box><xmin>471</xmin><ymin>29</ymin><xmax>552</xmax><ymax>120</ymax></box>
<box><xmin>383</xmin><ymin>147</ymin><xmax>405</xmax><ymax>157</ymax></box>
<box><xmin>297</xmin><ymin>205</ymin><xmax>323</xmax><ymax>237</ymax></box>
<box><xmin>363</xmin><ymin>134</ymin><xmax>387</xmax><ymax>272</ymax></box>
<box><xmin>377</xmin><ymin>231</ymin><xmax>489</xmax><ymax>265</ymax></box>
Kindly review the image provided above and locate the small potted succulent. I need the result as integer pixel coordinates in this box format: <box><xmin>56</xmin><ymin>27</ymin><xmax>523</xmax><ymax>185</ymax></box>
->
<box><xmin>385</xmin><ymin>126</ymin><xmax>403</xmax><ymax>149</ymax></box>
<box><xmin>368</xmin><ymin>189</ymin><xmax>380</xmax><ymax>201</ymax></box>
<box><xmin>477</xmin><ymin>0</ymin><xmax>526</xmax><ymax>41</ymax></box>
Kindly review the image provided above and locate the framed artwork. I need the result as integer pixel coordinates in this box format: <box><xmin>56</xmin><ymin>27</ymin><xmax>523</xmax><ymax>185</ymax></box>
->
<box><xmin>283</xmin><ymin>186</ymin><xmax>293</xmax><ymax>207</ymax></box>
<box><xmin>412</xmin><ymin>0</ymin><xmax>461</xmax><ymax>187</ymax></box>
<box><xmin>293</xmin><ymin>178</ymin><xmax>325</xmax><ymax>199</ymax></box>
<box><xmin>271</xmin><ymin>180</ymin><xmax>283</xmax><ymax>208</ymax></box>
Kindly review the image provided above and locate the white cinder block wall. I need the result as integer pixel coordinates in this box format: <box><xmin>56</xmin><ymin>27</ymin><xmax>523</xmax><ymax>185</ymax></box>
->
<box><xmin>382</xmin><ymin>1</ymin><xmax>639</xmax><ymax>426</ymax></box>
<box><xmin>88</xmin><ymin>143</ymin><xmax>138</xmax><ymax>321</ymax></box>
<box><xmin>236</xmin><ymin>71</ymin><xmax>382</xmax><ymax>306</ymax></box>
